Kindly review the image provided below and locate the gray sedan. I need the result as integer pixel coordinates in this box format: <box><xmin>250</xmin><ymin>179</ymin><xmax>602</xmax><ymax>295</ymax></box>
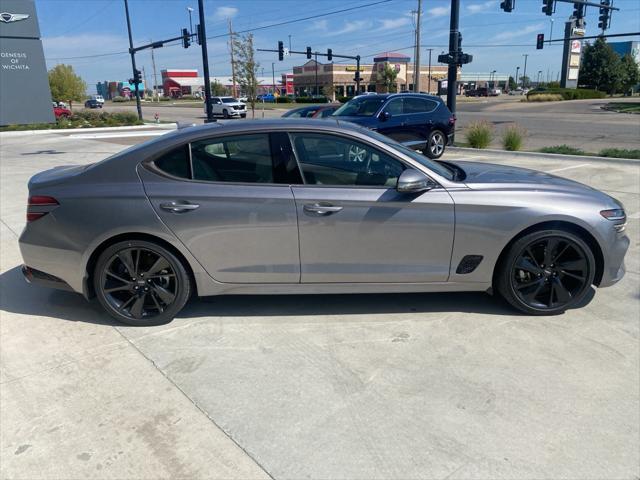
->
<box><xmin>19</xmin><ymin>119</ymin><xmax>629</xmax><ymax>325</ymax></box>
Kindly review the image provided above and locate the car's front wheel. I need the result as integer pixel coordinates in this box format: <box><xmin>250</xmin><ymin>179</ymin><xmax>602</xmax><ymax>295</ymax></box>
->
<box><xmin>94</xmin><ymin>240</ymin><xmax>191</xmax><ymax>326</ymax></box>
<box><xmin>496</xmin><ymin>230</ymin><xmax>595</xmax><ymax>315</ymax></box>
<box><xmin>223</xmin><ymin>109</ymin><xmax>229</xmax><ymax>119</ymax></box>
<box><xmin>424</xmin><ymin>129</ymin><xmax>446</xmax><ymax>159</ymax></box>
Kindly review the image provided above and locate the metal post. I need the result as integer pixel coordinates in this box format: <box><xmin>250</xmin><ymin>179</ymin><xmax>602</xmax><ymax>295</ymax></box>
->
<box><xmin>549</xmin><ymin>18</ymin><xmax>554</xmax><ymax>41</ymax></box>
<box><xmin>150</xmin><ymin>40</ymin><xmax>159</xmax><ymax>101</ymax></box>
<box><xmin>446</xmin><ymin>0</ymin><xmax>460</xmax><ymax>115</ymax></box>
<box><xmin>522</xmin><ymin>54</ymin><xmax>528</xmax><ymax>88</ymax></box>
<box><xmin>228</xmin><ymin>19</ymin><xmax>237</xmax><ymax>98</ymax></box>
<box><xmin>560</xmin><ymin>20</ymin><xmax>573</xmax><ymax>88</ymax></box>
<box><xmin>187</xmin><ymin>7</ymin><xmax>193</xmax><ymax>34</ymax></box>
<box><xmin>272</xmin><ymin>62</ymin><xmax>276</xmax><ymax>94</ymax></box>
<box><xmin>414</xmin><ymin>0</ymin><xmax>422</xmax><ymax>93</ymax></box>
<box><xmin>314</xmin><ymin>52</ymin><xmax>318</xmax><ymax>96</ymax></box>
<box><xmin>288</xmin><ymin>34</ymin><xmax>292</xmax><ymax>51</ymax></box>
<box><xmin>427</xmin><ymin>48</ymin><xmax>432</xmax><ymax>93</ymax></box>
<box><xmin>515</xmin><ymin>66</ymin><xmax>520</xmax><ymax>89</ymax></box>
<box><xmin>198</xmin><ymin>0</ymin><xmax>214</xmax><ymax>122</ymax></box>
<box><xmin>356</xmin><ymin>55</ymin><xmax>361</xmax><ymax>94</ymax></box>
<box><xmin>124</xmin><ymin>0</ymin><xmax>142</xmax><ymax>121</ymax></box>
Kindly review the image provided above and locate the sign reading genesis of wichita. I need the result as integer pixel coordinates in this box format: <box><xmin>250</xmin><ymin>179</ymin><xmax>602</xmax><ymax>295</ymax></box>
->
<box><xmin>0</xmin><ymin>0</ymin><xmax>54</xmax><ymax>125</ymax></box>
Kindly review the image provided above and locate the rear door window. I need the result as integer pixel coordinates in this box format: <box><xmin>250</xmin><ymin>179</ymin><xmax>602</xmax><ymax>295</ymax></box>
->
<box><xmin>403</xmin><ymin>97</ymin><xmax>438</xmax><ymax>114</ymax></box>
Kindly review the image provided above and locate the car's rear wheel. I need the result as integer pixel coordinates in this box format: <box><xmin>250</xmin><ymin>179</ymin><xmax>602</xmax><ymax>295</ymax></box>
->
<box><xmin>496</xmin><ymin>230</ymin><xmax>595</xmax><ymax>315</ymax></box>
<box><xmin>223</xmin><ymin>109</ymin><xmax>229</xmax><ymax>119</ymax></box>
<box><xmin>424</xmin><ymin>130</ymin><xmax>446</xmax><ymax>159</ymax></box>
<box><xmin>94</xmin><ymin>240</ymin><xmax>191</xmax><ymax>326</ymax></box>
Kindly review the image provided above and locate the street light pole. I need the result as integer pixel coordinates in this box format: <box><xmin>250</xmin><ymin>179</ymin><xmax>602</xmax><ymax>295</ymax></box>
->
<box><xmin>549</xmin><ymin>18</ymin><xmax>554</xmax><ymax>41</ymax></box>
<box><xmin>288</xmin><ymin>34</ymin><xmax>292</xmax><ymax>51</ymax></box>
<box><xmin>414</xmin><ymin>0</ymin><xmax>422</xmax><ymax>93</ymax></box>
<box><xmin>314</xmin><ymin>51</ymin><xmax>318</xmax><ymax>96</ymax></box>
<box><xmin>515</xmin><ymin>66</ymin><xmax>520</xmax><ymax>89</ymax></box>
<box><xmin>197</xmin><ymin>0</ymin><xmax>214</xmax><ymax>122</ymax></box>
<box><xmin>272</xmin><ymin>62</ymin><xmax>276</xmax><ymax>95</ymax></box>
<box><xmin>124</xmin><ymin>0</ymin><xmax>142</xmax><ymax>121</ymax></box>
<box><xmin>446</xmin><ymin>0</ymin><xmax>460</xmax><ymax>115</ymax></box>
<box><xmin>187</xmin><ymin>7</ymin><xmax>194</xmax><ymax>34</ymax></box>
<box><xmin>522</xmin><ymin>53</ymin><xmax>529</xmax><ymax>88</ymax></box>
<box><xmin>427</xmin><ymin>48</ymin><xmax>433</xmax><ymax>93</ymax></box>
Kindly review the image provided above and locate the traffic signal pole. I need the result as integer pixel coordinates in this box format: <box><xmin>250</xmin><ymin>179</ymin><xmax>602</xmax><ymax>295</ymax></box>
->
<box><xmin>124</xmin><ymin>0</ymin><xmax>143</xmax><ymax>121</ymax></box>
<box><xmin>197</xmin><ymin>0</ymin><xmax>214</xmax><ymax>122</ymax></box>
<box><xmin>446</xmin><ymin>0</ymin><xmax>460</xmax><ymax>115</ymax></box>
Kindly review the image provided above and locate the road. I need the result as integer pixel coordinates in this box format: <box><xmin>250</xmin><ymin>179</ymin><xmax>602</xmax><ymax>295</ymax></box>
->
<box><xmin>1</xmin><ymin>128</ymin><xmax>638</xmax><ymax>479</ymax></box>
<box><xmin>101</xmin><ymin>96</ymin><xmax>640</xmax><ymax>153</ymax></box>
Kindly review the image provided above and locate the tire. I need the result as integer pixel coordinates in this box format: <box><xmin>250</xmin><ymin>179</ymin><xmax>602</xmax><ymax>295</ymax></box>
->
<box><xmin>496</xmin><ymin>229</ymin><xmax>595</xmax><ymax>315</ymax></box>
<box><xmin>93</xmin><ymin>240</ymin><xmax>192</xmax><ymax>326</ymax></box>
<box><xmin>223</xmin><ymin>109</ymin><xmax>229</xmax><ymax>119</ymax></box>
<box><xmin>424</xmin><ymin>129</ymin><xmax>446</xmax><ymax>159</ymax></box>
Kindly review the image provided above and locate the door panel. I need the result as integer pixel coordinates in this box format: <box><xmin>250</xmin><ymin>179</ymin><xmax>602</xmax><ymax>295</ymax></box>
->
<box><xmin>139</xmin><ymin>167</ymin><xmax>300</xmax><ymax>284</ymax></box>
<box><xmin>292</xmin><ymin>186</ymin><xmax>455</xmax><ymax>283</ymax></box>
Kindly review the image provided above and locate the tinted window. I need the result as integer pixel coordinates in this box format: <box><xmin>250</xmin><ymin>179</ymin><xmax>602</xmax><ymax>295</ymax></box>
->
<box><xmin>221</xmin><ymin>97</ymin><xmax>236</xmax><ymax>103</ymax></box>
<box><xmin>154</xmin><ymin>145</ymin><xmax>190</xmax><ymax>179</ymax></box>
<box><xmin>333</xmin><ymin>97</ymin><xmax>386</xmax><ymax>117</ymax></box>
<box><xmin>291</xmin><ymin>133</ymin><xmax>405</xmax><ymax>187</ymax></box>
<box><xmin>319</xmin><ymin>107</ymin><xmax>336</xmax><ymax>117</ymax></box>
<box><xmin>384</xmin><ymin>98</ymin><xmax>403</xmax><ymax>115</ymax></box>
<box><xmin>403</xmin><ymin>97</ymin><xmax>438</xmax><ymax>114</ymax></box>
<box><xmin>191</xmin><ymin>134</ymin><xmax>274</xmax><ymax>183</ymax></box>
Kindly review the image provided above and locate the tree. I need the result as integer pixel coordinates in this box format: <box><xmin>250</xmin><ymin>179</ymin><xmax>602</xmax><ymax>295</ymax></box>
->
<box><xmin>48</xmin><ymin>64</ymin><xmax>86</xmax><ymax>110</ymax></box>
<box><xmin>619</xmin><ymin>53</ymin><xmax>639</xmax><ymax>95</ymax></box>
<box><xmin>519</xmin><ymin>75</ymin><xmax>531</xmax><ymax>88</ymax></box>
<box><xmin>380</xmin><ymin>63</ymin><xmax>399</xmax><ymax>93</ymax></box>
<box><xmin>322</xmin><ymin>85</ymin><xmax>336</xmax><ymax>101</ymax></box>
<box><xmin>210</xmin><ymin>79</ymin><xmax>229</xmax><ymax>96</ymax></box>
<box><xmin>507</xmin><ymin>76</ymin><xmax>516</xmax><ymax>90</ymax></box>
<box><xmin>231</xmin><ymin>33</ymin><xmax>259</xmax><ymax>117</ymax></box>
<box><xmin>579</xmin><ymin>37</ymin><xmax>622</xmax><ymax>94</ymax></box>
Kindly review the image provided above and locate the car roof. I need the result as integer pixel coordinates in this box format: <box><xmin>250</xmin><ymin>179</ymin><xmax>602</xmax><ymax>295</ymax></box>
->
<box><xmin>355</xmin><ymin>92</ymin><xmax>443</xmax><ymax>102</ymax></box>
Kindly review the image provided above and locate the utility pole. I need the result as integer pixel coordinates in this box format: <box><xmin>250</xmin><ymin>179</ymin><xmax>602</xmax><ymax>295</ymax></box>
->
<box><xmin>427</xmin><ymin>48</ymin><xmax>433</xmax><ymax>93</ymax></box>
<box><xmin>272</xmin><ymin>62</ymin><xmax>276</xmax><ymax>94</ymax></box>
<box><xmin>446</xmin><ymin>0</ymin><xmax>460</xmax><ymax>114</ymax></box>
<box><xmin>288</xmin><ymin>34</ymin><xmax>292</xmax><ymax>51</ymax></box>
<box><xmin>522</xmin><ymin>54</ymin><xmax>528</xmax><ymax>88</ymax></box>
<box><xmin>197</xmin><ymin>0</ymin><xmax>214</xmax><ymax>122</ymax></box>
<box><xmin>515</xmin><ymin>66</ymin><xmax>520</xmax><ymax>89</ymax></box>
<box><xmin>150</xmin><ymin>40</ymin><xmax>159</xmax><ymax>102</ymax></box>
<box><xmin>314</xmin><ymin>52</ymin><xmax>318</xmax><ymax>96</ymax></box>
<box><xmin>124</xmin><ymin>0</ymin><xmax>142</xmax><ymax>120</ymax></box>
<box><xmin>187</xmin><ymin>7</ymin><xmax>194</xmax><ymax>34</ymax></box>
<box><xmin>414</xmin><ymin>0</ymin><xmax>422</xmax><ymax>92</ymax></box>
<box><xmin>228</xmin><ymin>19</ymin><xmax>237</xmax><ymax>98</ymax></box>
<box><xmin>142</xmin><ymin>66</ymin><xmax>148</xmax><ymax>98</ymax></box>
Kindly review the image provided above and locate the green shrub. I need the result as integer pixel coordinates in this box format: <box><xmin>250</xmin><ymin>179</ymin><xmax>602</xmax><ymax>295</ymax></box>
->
<box><xmin>276</xmin><ymin>96</ymin><xmax>293</xmax><ymax>103</ymax></box>
<box><xmin>180</xmin><ymin>95</ymin><xmax>198</xmax><ymax>100</ymax></box>
<box><xmin>502</xmin><ymin>124</ymin><xmax>526</xmax><ymax>151</ymax></box>
<box><xmin>598</xmin><ymin>148</ymin><xmax>640</xmax><ymax>159</ymax></box>
<box><xmin>112</xmin><ymin>96</ymin><xmax>129</xmax><ymax>102</ymax></box>
<box><xmin>295</xmin><ymin>96</ymin><xmax>328</xmax><ymax>104</ymax></box>
<box><xmin>539</xmin><ymin>145</ymin><xmax>587</xmax><ymax>155</ymax></box>
<box><xmin>159</xmin><ymin>96</ymin><xmax>171</xmax><ymax>101</ymax></box>
<box><xmin>526</xmin><ymin>94</ymin><xmax>564</xmax><ymax>102</ymax></box>
<box><xmin>465</xmin><ymin>120</ymin><xmax>494</xmax><ymax>149</ymax></box>
<box><xmin>527</xmin><ymin>88</ymin><xmax>606</xmax><ymax>101</ymax></box>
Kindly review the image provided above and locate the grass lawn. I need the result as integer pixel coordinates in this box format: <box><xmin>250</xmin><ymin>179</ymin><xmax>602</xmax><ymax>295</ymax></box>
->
<box><xmin>602</xmin><ymin>102</ymin><xmax>640</xmax><ymax>114</ymax></box>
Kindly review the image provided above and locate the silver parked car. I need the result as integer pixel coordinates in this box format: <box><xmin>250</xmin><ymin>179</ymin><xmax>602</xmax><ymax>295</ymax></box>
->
<box><xmin>20</xmin><ymin>119</ymin><xmax>629</xmax><ymax>325</ymax></box>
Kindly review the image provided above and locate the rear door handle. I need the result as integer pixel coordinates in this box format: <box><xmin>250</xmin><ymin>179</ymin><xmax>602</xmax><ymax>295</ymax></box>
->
<box><xmin>303</xmin><ymin>203</ymin><xmax>343</xmax><ymax>215</ymax></box>
<box><xmin>160</xmin><ymin>201</ymin><xmax>200</xmax><ymax>213</ymax></box>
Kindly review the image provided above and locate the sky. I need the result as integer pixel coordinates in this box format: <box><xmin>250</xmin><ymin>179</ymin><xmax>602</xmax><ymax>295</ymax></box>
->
<box><xmin>35</xmin><ymin>0</ymin><xmax>640</xmax><ymax>92</ymax></box>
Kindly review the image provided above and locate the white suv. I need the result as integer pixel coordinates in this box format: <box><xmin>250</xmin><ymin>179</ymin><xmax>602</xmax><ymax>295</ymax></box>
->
<box><xmin>91</xmin><ymin>95</ymin><xmax>105</xmax><ymax>105</ymax></box>
<box><xmin>207</xmin><ymin>96</ymin><xmax>247</xmax><ymax>119</ymax></box>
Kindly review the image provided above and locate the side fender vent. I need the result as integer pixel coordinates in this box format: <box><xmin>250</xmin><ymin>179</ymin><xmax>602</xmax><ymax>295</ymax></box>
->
<box><xmin>456</xmin><ymin>255</ymin><xmax>483</xmax><ymax>274</ymax></box>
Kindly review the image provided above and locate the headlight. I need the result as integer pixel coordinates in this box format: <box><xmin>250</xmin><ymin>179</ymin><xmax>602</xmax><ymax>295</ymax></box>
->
<box><xmin>600</xmin><ymin>209</ymin><xmax>626</xmax><ymax>221</ymax></box>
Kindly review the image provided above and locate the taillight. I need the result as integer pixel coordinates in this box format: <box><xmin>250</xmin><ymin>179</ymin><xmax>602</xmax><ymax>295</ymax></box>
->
<box><xmin>448</xmin><ymin>115</ymin><xmax>457</xmax><ymax>126</ymax></box>
<box><xmin>27</xmin><ymin>195</ymin><xmax>59</xmax><ymax>222</ymax></box>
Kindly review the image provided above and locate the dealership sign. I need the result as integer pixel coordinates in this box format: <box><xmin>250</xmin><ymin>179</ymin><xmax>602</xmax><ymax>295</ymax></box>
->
<box><xmin>0</xmin><ymin>0</ymin><xmax>54</xmax><ymax>125</ymax></box>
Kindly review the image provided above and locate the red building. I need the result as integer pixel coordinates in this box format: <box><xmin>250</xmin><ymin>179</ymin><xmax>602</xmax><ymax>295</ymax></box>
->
<box><xmin>161</xmin><ymin>69</ymin><xmax>203</xmax><ymax>98</ymax></box>
<box><xmin>281</xmin><ymin>73</ymin><xmax>294</xmax><ymax>95</ymax></box>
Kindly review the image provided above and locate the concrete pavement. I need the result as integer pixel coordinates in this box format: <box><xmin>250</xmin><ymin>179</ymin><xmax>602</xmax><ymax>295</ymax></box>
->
<box><xmin>1</xmin><ymin>129</ymin><xmax>638</xmax><ymax>479</ymax></box>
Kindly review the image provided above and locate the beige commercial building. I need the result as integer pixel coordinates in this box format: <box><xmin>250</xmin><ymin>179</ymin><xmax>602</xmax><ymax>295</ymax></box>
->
<box><xmin>292</xmin><ymin>52</ymin><xmax>453</xmax><ymax>97</ymax></box>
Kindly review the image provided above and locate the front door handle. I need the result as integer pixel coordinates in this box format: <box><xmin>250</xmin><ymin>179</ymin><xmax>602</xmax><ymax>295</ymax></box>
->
<box><xmin>303</xmin><ymin>203</ymin><xmax>343</xmax><ymax>215</ymax></box>
<box><xmin>160</xmin><ymin>201</ymin><xmax>200</xmax><ymax>213</ymax></box>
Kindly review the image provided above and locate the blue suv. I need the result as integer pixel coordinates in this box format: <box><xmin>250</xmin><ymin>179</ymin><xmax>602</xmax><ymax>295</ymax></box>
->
<box><xmin>332</xmin><ymin>93</ymin><xmax>456</xmax><ymax>159</ymax></box>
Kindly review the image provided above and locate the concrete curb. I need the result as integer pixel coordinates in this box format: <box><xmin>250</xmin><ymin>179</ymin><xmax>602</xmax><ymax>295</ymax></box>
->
<box><xmin>448</xmin><ymin>146</ymin><xmax>640</xmax><ymax>165</ymax></box>
<box><xmin>0</xmin><ymin>123</ymin><xmax>178</xmax><ymax>138</ymax></box>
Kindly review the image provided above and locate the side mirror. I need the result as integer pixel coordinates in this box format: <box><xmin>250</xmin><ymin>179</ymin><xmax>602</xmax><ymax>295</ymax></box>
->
<box><xmin>396</xmin><ymin>169</ymin><xmax>435</xmax><ymax>193</ymax></box>
<box><xmin>379</xmin><ymin>111</ymin><xmax>391</xmax><ymax>122</ymax></box>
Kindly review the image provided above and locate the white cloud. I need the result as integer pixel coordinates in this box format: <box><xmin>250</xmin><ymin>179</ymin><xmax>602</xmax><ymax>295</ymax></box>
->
<box><xmin>467</xmin><ymin>1</ymin><xmax>498</xmax><ymax>14</ymax></box>
<box><xmin>493</xmin><ymin>23</ymin><xmax>544</xmax><ymax>41</ymax></box>
<box><xmin>427</xmin><ymin>6</ymin><xmax>449</xmax><ymax>18</ymax></box>
<box><xmin>309</xmin><ymin>19</ymin><xmax>328</xmax><ymax>31</ymax></box>
<box><xmin>379</xmin><ymin>17</ymin><xmax>411</xmax><ymax>30</ymax></box>
<box><xmin>328</xmin><ymin>20</ymin><xmax>371</xmax><ymax>36</ymax></box>
<box><xmin>214</xmin><ymin>6</ymin><xmax>238</xmax><ymax>19</ymax></box>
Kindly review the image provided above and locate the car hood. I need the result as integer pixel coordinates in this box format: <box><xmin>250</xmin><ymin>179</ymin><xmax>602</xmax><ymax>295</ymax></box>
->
<box><xmin>451</xmin><ymin>160</ymin><xmax>595</xmax><ymax>192</ymax></box>
<box><xmin>222</xmin><ymin>102</ymin><xmax>245</xmax><ymax>106</ymax></box>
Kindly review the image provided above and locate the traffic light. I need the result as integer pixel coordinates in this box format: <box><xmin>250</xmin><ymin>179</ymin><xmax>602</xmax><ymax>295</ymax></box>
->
<box><xmin>306</xmin><ymin>46</ymin><xmax>312</xmax><ymax>59</ymax></box>
<box><xmin>457</xmin><ymin>32</ymin><xmax>462</xmax><ymax>52</ymax></box>
<box><xmin>278</xmin><ymin>41</ymin><xmax>284</xmax><ymax>61</ymax></box>
<box><xmin>182</xmin><ymin>28</ymin><xmax>190</xmax><ymax>49</ymax></box>
<box><xmin>572</xmin><ymin>2</ymin><xmax>585</xmax><ymax>19</ymax></box>
<box><xmin>353</xmin><ymin>69</ymin><xmax>361</xmax><ymax>83</ymax></box>
<box><xmin>500</xmin><ymin>0</ymin><xmax>514</xmax><ymax>13</ymax></box>
<box><xmin>196</xmin><ymin>24</ymin><xmax>203</xmax><ymax>45</ymax></box>
<box><xmin>536</xmin><ymin>33</ymin><xmax>545</xmax><ymax>50</ymax></box>
<box><xmin>542</xmin><ymin>0</ymin><xmax>553</xmax><ymax>16</ymax></box>
<box><xmin>598</xmin><ymin>0</ymin><xmax>611</xmax><ymax>31</ymax></box>
<box><xmin>129</xmin><ymin>69</ymin><xmax>142</xmax><ymax>85</ymax></box>
<box><xmin>327</xmin><ymin>48</ymin><xmax>332</xmax><ymax>61</ymax></box>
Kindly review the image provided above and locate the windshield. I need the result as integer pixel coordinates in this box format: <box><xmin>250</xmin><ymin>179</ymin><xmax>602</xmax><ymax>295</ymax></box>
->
<box><xmin>333</xmin><ymin>97</ymin><xmax>386</xmax><ymax>117</ymax></box>
<box><xmin>222</xmin><ymin>97</ymin><xmax>237</xmax><ymax>103</ymax></box>
<box><xmin>362</xmin><ymin>129</ymin><xmax>457</xmax><ymax>181</ymax></box>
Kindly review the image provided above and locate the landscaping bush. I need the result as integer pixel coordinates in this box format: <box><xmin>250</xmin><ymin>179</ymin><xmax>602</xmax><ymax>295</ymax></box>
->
<box><xmin>276</xmin><ymin>96</ymin><xmax>293</xmax><ymax>103</ymax></box>
<box><xmin>1</xmin><ymin>111</ymin><xmax>143</xmax><ymax>131</ymax></box>
<box><xmin>538</xmin><ymin>145</ymin><xmax>586</xmax><ymax>155</ymax></box>
<box><xmin>295</xmin><ymin>96</ymin><xmax>328</xmax><ymax>104</ymax></box>
<box><xmin>502</xmin><ymin>124</ymin><xmax>526</xmax><ymax>151</ymax></box>
<box><xmin>179</xmin><ymin>95</ymin><xmax>198</xmax><ymax>100</ymax></box>
<box><xmin>112</xmin><ymin>96</ymin><xmax>129</xmax><ymax>102</ymax></box>
<box><xmin>159</xmin><ymin>96</ymin><xmax>171</xmax><ymax>101</ymax></box>
<box><xmin>465</xmin><ymin>120</ymin><xmax>494</xmax><ymax>149</ymax></box>
<box><xmin>598</xmin><ymin>148</ymin><xmax>640</xmax><ymax>159</ymax></box>
<box><xmin>527</xmin><ymin>88</ymin><xmax>606</xmax><ymax>101</ymax></box>
<box><xmin>525</xmin><ymin>94</ymin><xmax>564</xmax><ymax>102</ymax></box>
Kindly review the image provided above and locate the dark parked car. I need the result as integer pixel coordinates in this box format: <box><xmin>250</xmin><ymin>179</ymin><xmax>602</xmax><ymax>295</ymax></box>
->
<box><xmin>282</xmin><ymin>104</ymin><xmax>341</xmax><ymax>119</ymax></box>
<box><xmin>332</xmin><ymin>93</ymin><xmax>455</xmax><ymax>159</ymax></box>
<box><xmin>84</xmin><ymin>99</ymin><xmax>103</xmax><ymax>109</ymax></box>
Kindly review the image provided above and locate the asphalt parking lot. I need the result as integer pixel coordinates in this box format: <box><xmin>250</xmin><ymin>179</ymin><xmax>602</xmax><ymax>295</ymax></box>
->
<box><xmin>1</xmin><ymin>128</ymin><xmax>638</xmax><ymax>479</ymax></box>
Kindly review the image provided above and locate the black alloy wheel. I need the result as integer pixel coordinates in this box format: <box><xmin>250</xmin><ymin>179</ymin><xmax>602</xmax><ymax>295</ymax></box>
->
<box><xmin>94</xmin><ymin>240</ymin><xmax>191</xmax><ymax>326</ymax></box>
<box><xmin>497</xmin><ymin>230</ymin><xmax>595</xmax><ymax>315</ymax></box>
